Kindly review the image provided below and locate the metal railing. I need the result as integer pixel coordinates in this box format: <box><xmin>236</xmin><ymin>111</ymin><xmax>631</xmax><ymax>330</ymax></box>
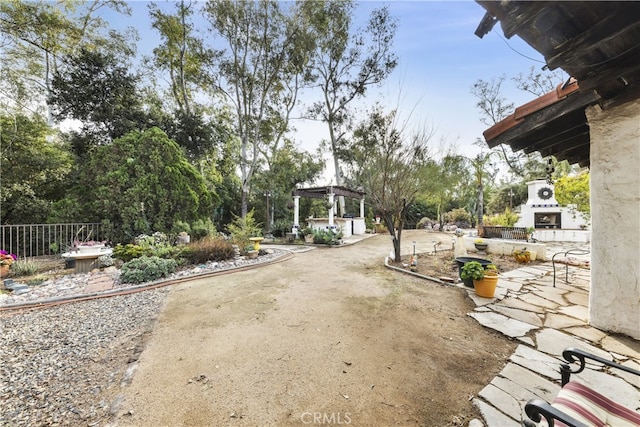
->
<box><xmin>482</xmin><ymin>226</ymin><xmax>528</xmax><ymax>240</ymax></box>
<box><xmin>0</xmin><ymin>223</ymin><xmax>108</xmax><ymax>259</ymax></box>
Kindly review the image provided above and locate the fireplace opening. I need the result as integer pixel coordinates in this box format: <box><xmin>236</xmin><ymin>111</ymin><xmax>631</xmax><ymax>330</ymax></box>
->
<box><xmin>535</xmin><ymin>212</ymin><xmax>561</xmax><ymax>229</ymax></box>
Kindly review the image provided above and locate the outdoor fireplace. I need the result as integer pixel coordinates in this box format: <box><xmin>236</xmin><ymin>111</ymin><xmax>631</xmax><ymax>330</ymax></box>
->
<box><xmin>534</xmin><ymin>212</ymin><xmax>561</xmax><ymax>229</ymax></box>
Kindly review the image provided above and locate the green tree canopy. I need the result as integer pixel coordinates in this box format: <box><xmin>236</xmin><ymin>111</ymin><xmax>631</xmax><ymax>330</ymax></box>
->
<box><xmin>80</xmin><ymin>127</ymin><xmax>216</xmax><ymax>242</ymax></box>
<box><xmin>554</xmin><ymin>172</ymin><xmax>590</xmax><ymax>220</ymax></box>
<box><xmin>49</xmin><ymin>47</ymin><xmax>150</xmax><ymax>146</ymax></box>
<box><xmin>0</xmin><ymin>114</ymin><xmax>73</xmax><ymax>223</ymax></box>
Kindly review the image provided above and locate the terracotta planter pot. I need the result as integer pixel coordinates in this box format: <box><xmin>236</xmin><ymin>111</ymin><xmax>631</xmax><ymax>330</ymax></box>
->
<box><xmin>0</xmin><ymin>264</ymin><xmax>9</xmax><ymax>277</ymax></box>
<box><xmin>455</xmin><ymin>257</ymin><xmax>492</xmax><ymax>288</ymax></box>
<box><xmin>514</xmin><ymin>250</ymin><xmax>531</xmax><ymax>263</ymax></box>
<box><xmin>473</xmin><ymin>274</ymin><xmax>499</xmax><ymax>298</ymax></box>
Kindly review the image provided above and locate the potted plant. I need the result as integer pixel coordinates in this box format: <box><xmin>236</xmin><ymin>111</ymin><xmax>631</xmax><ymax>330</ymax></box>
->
<box><xmin>474</xmin><ymin>239</ymin><xmax>489</xmax><ymax>252</ymax></box>
<box><xmin>513</xmin><ymin>248</ymin><xmax>531</xmax><ymax>263</ymax></box>
<box><xmin>0</xmin><ymin>250</ymin><xmax>17</xmax><ymax>277</ymax></box>
<box><xmin>526</xmin><ymin>226</ymin><xmax>535</xmax><ymax>241</ymax></box>
<box><xmin>244</xmin><ymin>244</ymin><xmax>258</xmax><ymax>259</ymax></box>
<box><xmin>460</xmin><ymin>261</ymin><xmax>499</xmax><ymax>298</ymax></box>
<box><xmin>301</xmin><ymin>227</ymin><xmax>315</xmax><ymax>243</ymax></box>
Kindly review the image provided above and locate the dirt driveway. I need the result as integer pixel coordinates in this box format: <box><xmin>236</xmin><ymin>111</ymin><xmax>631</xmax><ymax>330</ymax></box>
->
<box><xmin>113</xmin><ymin>231</ymin><xmax>516</xmax><ymax>426</ymax></box>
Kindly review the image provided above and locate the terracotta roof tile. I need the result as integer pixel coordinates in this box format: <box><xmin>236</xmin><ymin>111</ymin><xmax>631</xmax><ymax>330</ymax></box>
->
<box><xmin>483</xmin><ymin>78</ymin><xmax>580</xmax><ymax>142</ymax></box>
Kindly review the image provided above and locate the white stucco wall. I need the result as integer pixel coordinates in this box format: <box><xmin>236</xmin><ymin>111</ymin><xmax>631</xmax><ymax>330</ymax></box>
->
<box><xmin>587</xmin><ymin>100</ymin><xmax>640</xmax><ymax>340</ymax></box>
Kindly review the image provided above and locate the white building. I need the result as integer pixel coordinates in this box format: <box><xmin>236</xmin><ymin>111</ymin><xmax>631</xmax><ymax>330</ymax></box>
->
<box><xmin>514</xmin><ymin>180</ymin><xmax>589</xmax><ymax>243</ymax></box>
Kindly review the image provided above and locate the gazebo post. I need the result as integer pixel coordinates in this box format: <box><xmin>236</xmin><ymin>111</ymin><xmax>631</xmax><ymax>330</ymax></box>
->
<box><xmin>292</xmin><ymin>195</ymin><xmax>300</xmax><ymax>236</ymax></box>
<box><xmin>360</xmin><ymin>198</ymin><xmax>365</xmax><ymax>218</ymax></box>
<box><xmin>328</xmin><ymin>191</ymin><xmax>335</xmax><ymax>230</ymax></box>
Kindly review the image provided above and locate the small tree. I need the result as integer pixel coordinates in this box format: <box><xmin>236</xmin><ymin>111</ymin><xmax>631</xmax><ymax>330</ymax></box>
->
<box><xmin>354</xmin><ymin>107</ymin><xmax>431</xmax><ymax>261</ymax></box>
<box><xmin>226</xmin><ymin>210</ymin><xmax>262</xmax><ymax>253</ymax></box>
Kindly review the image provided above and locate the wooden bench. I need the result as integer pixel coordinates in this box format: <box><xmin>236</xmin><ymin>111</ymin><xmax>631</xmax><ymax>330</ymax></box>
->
<box><xmin>552</xmin><ymin>249</ymin><xmax>590</xmax><ymax>287</ymax></box>
<box><xmin>523</xmin><ymin>347</ymin><xmax>640</xmax><ymax>427</ymax></box>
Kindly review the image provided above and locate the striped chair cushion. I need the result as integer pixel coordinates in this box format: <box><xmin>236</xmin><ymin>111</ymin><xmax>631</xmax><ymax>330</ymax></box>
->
<box><xmin>552</xmin><ymin>381</ymin><xmax>640</xmax><ymax>427</ymax></box>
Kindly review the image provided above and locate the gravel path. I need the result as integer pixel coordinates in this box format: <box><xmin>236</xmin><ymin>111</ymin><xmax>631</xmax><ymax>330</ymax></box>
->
<box><xmin>0</xmin><ymin>248</ymin><xmax>293</xmax><ymax>426</ymax></box>
<box><xmin>1</xmin><ymin>290</ymin><xmax>167</xmax><ymax>426</ymax></box>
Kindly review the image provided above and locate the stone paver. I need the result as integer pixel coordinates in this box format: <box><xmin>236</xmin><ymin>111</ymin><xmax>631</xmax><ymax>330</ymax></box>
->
<box><xmin>478</xmin><ymin>384</ymin><xmax>522</xmax><ymax>420</ymax></box>
<box><xmin>515</xmin><ymin>292</ymin><xmax>559</xmax><ymax>310</ymax></box>
<box><xmin>466</xmin><ymin>246</ymin><xmax>640</xmax><ymax>426</ymax></box>
<box><xmin>509</xmin><ymin>345</ymin><xmax>563</xmax><ymax>380</ymax></box>
<box><xmin>600</xmin><ymin>335</ymin><xmax>640</xmax><ymax>359</ymax></box>
<box><xmin>565</xmin><ymin>290</ymin><xmax>589</xmax><ymax>305</ymax></box>
<box><xmin>83</xmin><ymin>273</ymin><xmax>115</xmax><ymax>293</ymax></box>
<box><xmin>473</xmin><ymin>399</ymin><xmax>519</xmax><ymax>427</ymax></box>
<box><xmin>498</xmin><ymin>362</ymin><xmax>561</xmax><ymax>402</ymax></box>
<box><xmin>499</xmin><ymin>296</ymin><xmax>546</xmax><ymax>313</ymax></box>
<box><xmin>563</xmin><ymin>325</ymin><xmax>607</xmax><ymax>343</ymax></box>
<box><xmin>535</xmin><ymin>328</ymin><xmax>610</xmax><ymax>359</ymax></box>
<box><xmin>557</xmin><ymin>304</ymin><xmax>589</xmax><ymax>322</ymax></box>
<box><xmin>543</xmin><ymin>312</ymin><xmax>585</xmax><ymax>329</ymax></box>
<box><xmin>491</xmin><ymin>305</ymin><xmax>544</xmax><ymax>327</ymax></box>
<box><xmin>467</xmin><ymin>311</ymin><xmax>537</xmax><ymax>338</ymax></box>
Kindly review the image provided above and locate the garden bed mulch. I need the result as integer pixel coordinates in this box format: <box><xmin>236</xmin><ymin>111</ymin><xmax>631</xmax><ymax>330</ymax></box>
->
<box><xmin>388</xmin><ymin>249</ymin><xmax>544</xmax><ymax>283</ymax></box>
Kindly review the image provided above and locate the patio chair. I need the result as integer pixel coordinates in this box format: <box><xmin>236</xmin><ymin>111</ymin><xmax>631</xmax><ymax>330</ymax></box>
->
<box><xmin>522</xmin><ymin>347</ymin><xmax>640</xmax><ymax>427</ymax></box>
<box><xmin>551</xmin><ymin>249</ymin><xmax>590</xmax><ymax>287</ymax></box>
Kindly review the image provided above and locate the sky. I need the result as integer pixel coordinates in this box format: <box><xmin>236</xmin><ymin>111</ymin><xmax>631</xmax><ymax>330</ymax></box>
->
<box><xmin>104</xmin><ymin>1</ymin><xmax>558</xmax><ymax>182</ymax></box>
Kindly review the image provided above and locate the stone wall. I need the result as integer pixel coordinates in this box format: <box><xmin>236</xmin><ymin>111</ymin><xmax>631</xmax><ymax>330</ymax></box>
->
<box><xmin>587</xmin><ymin>100</ymin><xmax>640</xmax><ymax>340</ymax></box>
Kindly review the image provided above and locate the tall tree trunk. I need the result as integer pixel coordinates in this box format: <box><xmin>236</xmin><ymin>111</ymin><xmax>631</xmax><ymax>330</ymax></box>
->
<box><xmin>329</xmin><ymin>121</ymin><xmax>346</xmax><ymax>216</ymax></box>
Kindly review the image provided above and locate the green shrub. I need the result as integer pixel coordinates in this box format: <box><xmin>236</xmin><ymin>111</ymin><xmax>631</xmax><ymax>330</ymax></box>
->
<box><xmin>112</xmin><ymin>243</ymin><xmax>152</xmax><ymax>263</ymax></box>
<box><xmin>98</xmin><ymin>254</ymin><xmax>115</xmax><ymax>267</ymax></box>
<box><xmin>150</xmin><ymin>244</ymin><xmax>183</xmax><ymax>259</ymax></box>
<box><xmin>312</xmin><ymin>228</ymin><xmax>341</xmax><ymax>245</ymax></box>
<box><xmin>171</xmin><ymin>220</ymin><xmax>191</xmax><ymax>235</ymax></box>
<box><xmin>120</xmin><ymin>256</ymin><xmax>177</xmax><ymax>284</ymax></box>
<box><xmin>10</xmin><ymin>259</ymin><xmax>39</xmax><ymax>277</ymax></box>
<box><xmin>135</xmin><ymin>232</ymin><xmax>171</xmax><ymax>247</ymax></box>
<box><xmin>227</xmin><ymin>210</ymin><xmax>262</xmax><ymax>251</ymax></box>
<box><xmin>445</xmin><ymin>208</ymin><xmax>472</xmax><ymax>226</ymax></box>
<box><xmin>191</xmin><ymin>218</ymin><xmax>216</xmax><ymax>240</ymax></box>
<box><xmin>183</xmin><ymin>237</ymin><xmax>235</xmax><ymax>264</ymax></box>
<box><xmin>271</xmin><ymin>219</ymin><xmax>291</xmax><ymax>238</ymax></box>
<box><xmin>483</xmin><ymin>208</ymin><xmax>519</xmax><ymax>227</ymax></box>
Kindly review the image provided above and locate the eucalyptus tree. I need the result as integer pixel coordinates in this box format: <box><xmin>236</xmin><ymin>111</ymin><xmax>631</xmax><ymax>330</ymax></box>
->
<box><xmin>353</xmin><ymin>106</ymin><xmax>431</xmax><ymax>262</ymax></box>
<box><xmin>466</xmin><ymin>150</ymin><xmax>500</xmax><ymax>231</ymax></box>
<box><xmin>149</xmin><ymin>0</ymin><xmax>216</xmax><ymax>118</ymax></box>
<box><xmin>304</xmin><ymin>0</ymin><xmax>398</xmax><ymax>215</ymax></box>
<box><xmin>148</xmin><ymin>0</ymin><xmax>223</xmax><ymax>160</ymax></box>
<box><xmin>203</xmin><ymin>0</ymin><xmax>316</xmax><ymax>218</ymax></box>
<box><xmin>0</xmin><ymin>0</ymin><xmax>133</xmax><ymax>120</ymax></box>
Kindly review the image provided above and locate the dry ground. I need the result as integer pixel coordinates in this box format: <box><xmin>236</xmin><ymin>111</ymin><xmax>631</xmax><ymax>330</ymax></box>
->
<box><xmin>112</xmin><ymin>231</ymin><xmax>517</xmax><ymax>426</ymax></box>
<box><xmin>389</xmin><ymin>249</ymin><xmax>544</xmax><ymax>283</ymax></box>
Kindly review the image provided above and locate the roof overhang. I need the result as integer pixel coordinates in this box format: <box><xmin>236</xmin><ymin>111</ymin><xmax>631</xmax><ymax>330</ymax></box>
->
<box><xmin>483</xmin><ymin>79</ymin><xmax>599</xmax><ymax>167</ymax></box>
<box><xmin>292</xmin><ymin>185</ymin><xmax>365</xmax><ymax>200</ymax></box>
<box><xmin>475</xmin><ymin>1</ymin><xmax>640</xmax><ymax>167</ymax></box>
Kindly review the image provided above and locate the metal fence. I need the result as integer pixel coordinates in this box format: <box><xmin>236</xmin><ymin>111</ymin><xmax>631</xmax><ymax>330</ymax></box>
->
<box><xmin>482</xmin><ymin>226</ymin><xmax>528</xmax><ymax>240</ymax></box>
<box><xmin>0</xmin><ymin>223</ymin><xmax>108</xmax><ymax>259</ymax></box>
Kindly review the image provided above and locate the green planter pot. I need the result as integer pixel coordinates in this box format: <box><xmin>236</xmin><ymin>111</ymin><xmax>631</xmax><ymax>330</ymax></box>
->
<box><xmin>455</xmin><ymin>257</ymin><xmax>492</xmax><ymax>288</ymax></box>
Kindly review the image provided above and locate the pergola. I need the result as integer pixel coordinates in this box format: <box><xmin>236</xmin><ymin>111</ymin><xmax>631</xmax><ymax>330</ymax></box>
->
<box><xmin>291</xmin><ymin>185</ymin><xmax>366</xmax><ymax>234</ymax></box>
